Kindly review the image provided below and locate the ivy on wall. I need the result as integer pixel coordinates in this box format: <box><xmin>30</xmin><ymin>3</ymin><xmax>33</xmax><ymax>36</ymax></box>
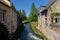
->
<box><xmin>51</xmin><ymin>12</ymin><xmax>60</xmax><ymax>17</ymax></box>
<box><xmin>50</xmin><ymin>12</ymin><xmax>60</xmax><ymax>23</ymax></box>
<box><xmin>50</xmin><ymin>12</ymin><xmax>56</xmax><ymax>18</ymax></box>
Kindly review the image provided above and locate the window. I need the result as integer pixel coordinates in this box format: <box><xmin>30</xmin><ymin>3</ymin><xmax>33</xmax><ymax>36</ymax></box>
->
<box><xmin>2</xmin><ymin>12</ymin><xmax>6</xmax><ymax>23</ymax></box>
<box><xmin>0</xmin><ymin>8</ymin><xmax>6</xmax><ymax>24</ymax></box>
<box><xmin>45</xmin><ymin>17</ymin><xmax>48</xmax><ymax>26</ymax></box>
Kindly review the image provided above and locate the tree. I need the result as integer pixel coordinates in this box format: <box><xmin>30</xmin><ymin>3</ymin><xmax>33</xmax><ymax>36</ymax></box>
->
<box><xmin>28</xmin><ymin>2</ymin><xmax>38</xmax><ymax>22</ymax></box>
<box><xmin>14</xmin><ymin>10</ymin><xmax>25</xmax><ymax>39</ymax></box>
<box><xmin>18</xmin><ymin>10</ymin><xmax>27</xmax><ymax>21</ymax></box>
<box><xmin>22</xmin><ymin>10</ymin><xmax>27</xmax><ymax>20</ymax></box>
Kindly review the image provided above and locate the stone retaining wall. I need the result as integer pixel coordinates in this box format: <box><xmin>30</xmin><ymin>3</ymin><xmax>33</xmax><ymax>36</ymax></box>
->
<box><xmin>39</xmin><ymin>26</ymin><xmax>60</xmax><ymax>40</ymax></box>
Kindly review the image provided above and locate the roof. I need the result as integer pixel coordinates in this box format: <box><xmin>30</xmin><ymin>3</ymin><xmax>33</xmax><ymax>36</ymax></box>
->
<box><xmin>39</xmin><ymin>0</ymin><xmax>57</xmax><ymax>13</ymax></box>
<box><xmin>39</xmin><ymin>6</ymin><xmax>46</xmax><ymax>12</ymax></box>
<box><xmin>46</xmin><ymin>0</ymin><xmax>57</xmax><ymax>9</ymax></box>
<box><xmin>12</xmin><ymin>3</ymin><xmax>18</xmax><ymax>14</ymax></box>
<box><xmin>0</xmin><ymin>0</ymin><xmax>18</xmax><ymax>14</ymax></box>
<box><xmin>0</xmin><ymin>0</ymin><xmax>12</xmax><ymax>7</ymax></box>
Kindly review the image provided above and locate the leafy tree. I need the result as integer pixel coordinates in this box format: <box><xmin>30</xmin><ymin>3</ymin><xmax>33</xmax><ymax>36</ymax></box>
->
<box><xmin>28</xmin><ymin>2</ymin><xmax>38</xmax><ymax>22</ymax></box>
<box><xmin>15</xmin><ymin>10</ymin><xmax>25</xmax><ymax>39</ymax></box>
<box><xmin>18</xmin><ymin>10</ymin><xmax>27</xmax><ymax>21</ymax></box>
<box><xmin>22</xmin><ymin>10</ymin><xmax>27</xmax><ymax>20</ymax></box>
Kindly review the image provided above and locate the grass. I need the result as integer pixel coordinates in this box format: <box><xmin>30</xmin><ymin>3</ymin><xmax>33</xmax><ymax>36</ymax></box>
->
<box><xmin>30</xmin><ymin>22</ymin><xmax>48</xmax><ymax>40</ymax></box>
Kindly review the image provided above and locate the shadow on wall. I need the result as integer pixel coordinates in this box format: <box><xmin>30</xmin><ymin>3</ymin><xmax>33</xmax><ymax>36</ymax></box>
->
<box><xmin>0</xmin><ymin>23</ymin><xmax>9</xmax><ymax>40</ymax></box>
<box><xmin>13</xmin><ymin>22</ymin><xmax>25</xmax><ymax>40</ymax></box>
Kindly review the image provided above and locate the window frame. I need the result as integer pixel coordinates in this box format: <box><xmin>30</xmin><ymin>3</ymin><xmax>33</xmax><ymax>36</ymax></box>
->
<box><xmin>0</xmin><ymin>8</ymin><xmax>6</xmax><ymax>24</ymax></box>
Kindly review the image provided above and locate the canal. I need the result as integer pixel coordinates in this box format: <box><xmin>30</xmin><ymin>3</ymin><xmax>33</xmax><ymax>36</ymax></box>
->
<box><xmin>20</xmin><ymin>23</ymin><xmax>42</xmax><ymax>40</ymax></box>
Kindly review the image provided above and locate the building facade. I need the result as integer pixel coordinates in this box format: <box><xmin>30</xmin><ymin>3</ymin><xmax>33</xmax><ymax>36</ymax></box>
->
<box><xmin>0</xmin><ymin>0</ymin><xmax>17</xmax><ymax>34</ymax></box>
<box><xmin>47</xmin><ymin>0</ymin><xmax>60</xmax><ymax>25</ymax></box>
<box><xmin>38</xmin><ymin>0</ymin><xmax>60</xmax><ymax>40</ymax></box>
<box><xmin>38</xmin><ymin>0</ymin><xmax>60</xmax><ymax>29</ymax></box>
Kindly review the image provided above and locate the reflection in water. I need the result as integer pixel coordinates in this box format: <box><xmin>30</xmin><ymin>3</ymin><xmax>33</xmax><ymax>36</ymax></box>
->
<box><xmin>20</xmin><ymin>23</ymin><xmax>42</xmax><ymax>40</ymax></box>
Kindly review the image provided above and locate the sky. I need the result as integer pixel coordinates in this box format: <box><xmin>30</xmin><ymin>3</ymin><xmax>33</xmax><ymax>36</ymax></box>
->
<box><xmin>11</xmin><ymin>0</ymin><xmax>50</xmax><ymax>17</ymax></box>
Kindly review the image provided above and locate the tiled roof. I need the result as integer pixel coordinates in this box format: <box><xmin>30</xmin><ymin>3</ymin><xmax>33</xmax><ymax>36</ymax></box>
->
<box><xmin>0</xmin><ymin>0</ymin><xmax>12</xmax><ymax>7</ymax></box>
<box><xmin>39</xmin><ymin>0</ymin><xmax>57</xmax><ymax>12</ymax></box>
<box><xmin>46</xmin><ymin>0</ymin><xmax>57</xmax><ymax>9</ymax></box>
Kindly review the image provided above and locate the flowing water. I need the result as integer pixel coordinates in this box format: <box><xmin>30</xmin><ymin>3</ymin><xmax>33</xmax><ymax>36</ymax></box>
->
<box><xmin>20</xmin><ymin>23</ymin><xmax>42</xmax><ymax>40</ymax></box>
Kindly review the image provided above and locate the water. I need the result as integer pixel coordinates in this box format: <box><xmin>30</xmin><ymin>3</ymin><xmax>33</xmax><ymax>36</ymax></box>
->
<box><xmin>20</xmin><ymin>23</ymin><xmax>42</xmax><ymax>40</ymax></box>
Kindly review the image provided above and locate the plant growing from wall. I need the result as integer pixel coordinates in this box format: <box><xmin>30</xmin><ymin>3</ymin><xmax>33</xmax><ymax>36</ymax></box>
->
<box><xmin>56</xmin><ymin>13</ymin><xmax>60</xmax><ymax>16</ymax></box>
<box><xmin>51</xmin><ymin>12</ymin><xmax>60</xmax><ymax>18</ymax></box>
<box><xmin>48</xmin><ymin>7</ymin><xmax>53</xmax><ymax>12</ymax></box>
<box><xmin>50</xmin><ymin>12</ymin><xmax>60</xmax><ymax>23</ymax></box>
<box><xmin>50</xmin><ymin>12</ymin><xmax>56</xmax><ymax>23</ymax></box>
<box><xmin>50</xmin><ymin>12</ymin><xmax>56</xmax><ymax>18</ymax></box>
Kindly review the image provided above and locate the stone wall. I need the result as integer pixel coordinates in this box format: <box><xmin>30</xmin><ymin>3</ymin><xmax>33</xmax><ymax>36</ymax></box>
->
<box><xmin>38</xmin><ymin>0</ymin><xmax>60</xmax><ymax>40</ymax></box>
<box><xmin>51</xmin><ymin>0</ymin><xmax>60</xmax><ymax>13</ymax></box>
<box><xmin>11</xmin><ymin>10</ymin><xmax>17</xmax><ymax>33</ymax></box>
<box><xmin>39</xmin><ymin>26</ymin><xmax>60</xmax><ymax>40</ymax></box>
<box><xmin>0</xmin><ymin>2</ymin><xmax>17</xmax><ymax>34</ymax></box>
<box><xmin>0</xmin><ymin>3</ymin><xmax>11</xmax><ymax>33</ymax></box>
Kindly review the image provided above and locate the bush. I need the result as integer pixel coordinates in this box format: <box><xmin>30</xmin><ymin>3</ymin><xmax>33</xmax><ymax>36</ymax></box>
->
<box><xmin>30</xmin><ymin>22</ymin><xmax>48</xmax><ymax>40</ymax></box>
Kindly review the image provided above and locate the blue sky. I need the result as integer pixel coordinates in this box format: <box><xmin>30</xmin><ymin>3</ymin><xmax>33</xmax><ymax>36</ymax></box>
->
<box><xmin>11</xmin><ymin>0</ymin><xmax>49</xmax><ymax>17</ymax></box>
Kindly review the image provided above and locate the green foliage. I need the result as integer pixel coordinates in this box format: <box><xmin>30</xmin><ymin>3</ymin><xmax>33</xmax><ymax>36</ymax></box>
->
<box><xmin>21</xmin><ymin>10</ymin><xmax>27</xmax><ymax>20</ymax></box>
<box><xmin>56</xmin><ymin>13</ymin><xmax>60</xmax><ymax>16</ymax></box>
<box><xmin>30</xmin><ymin>22</ymin><xmax>48</xmax><ymax>40</ymax></box>
<box><xmin>50</xmin><ymin>12</ymin><xmax>56</xmax><ymax>18</ymax></box>
<box><xmin>19</xmin><ymin>10</ymin><xmax>27</xmax><ymax>21</ymax></box>
<box><xmin>50</xmin><ymin>12</ymin><xmax>60</xmax><ymax>23</ymax></box>
<box><xmin>50</xmin><ymin>12</ymin><xmax>60</xmax><ymax>20</ymax></box>
<box><xmin>51</xmin><ymin>12</ymin><xmax>60</xmax><ymax>17</ymax></box>
<box><xmin>15</xmin><ymin>10</ymin><xmax>26</xmax><ymax>37</ymax></box>
<box><xmin>15</xmin><ymin>23</ymin><xmax>25</xmax><ymax>37</ymax></box>
<box><xmin>28</xmin><ymin>2</ymin><xmax>38</xmax><ymax>22</ymax></box>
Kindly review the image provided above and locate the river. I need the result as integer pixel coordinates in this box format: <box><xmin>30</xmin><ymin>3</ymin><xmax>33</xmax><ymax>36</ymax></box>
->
<box><xmin>20</xmin><ymin>23</ymin><xmax>42</xmax><ymax>40</ymax></box>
